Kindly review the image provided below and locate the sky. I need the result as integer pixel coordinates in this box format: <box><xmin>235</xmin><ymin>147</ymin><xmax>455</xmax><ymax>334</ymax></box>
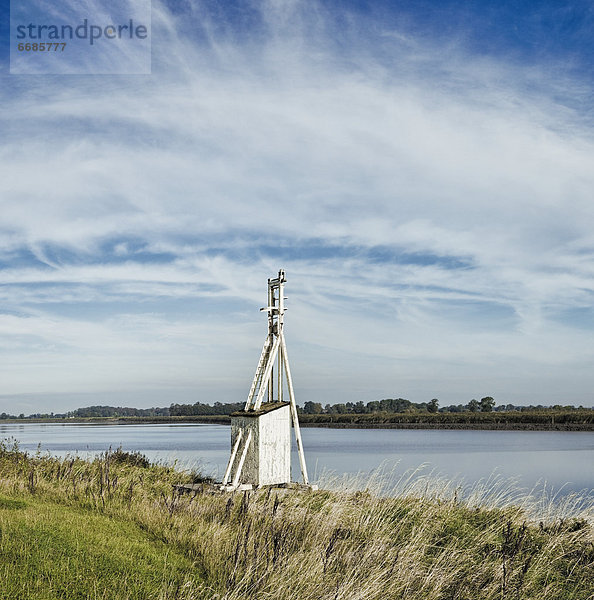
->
<box><xmin>1</xmin><ymin>0</ymin><xmax>594</xmax><ymax>414</ymax></box>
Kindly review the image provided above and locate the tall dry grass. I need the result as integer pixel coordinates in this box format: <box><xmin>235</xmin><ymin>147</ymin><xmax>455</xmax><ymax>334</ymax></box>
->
<box><xmin>0</xmin><ymin>439</ymin><xmax>592</xmax><ymax>600</ymax></box>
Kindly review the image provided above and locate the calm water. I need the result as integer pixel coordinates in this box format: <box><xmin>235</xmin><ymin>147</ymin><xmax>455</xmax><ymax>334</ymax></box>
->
<box><xmin>1</xmin><ymin>423</ymin><xmax>593</xmax><ymax>497</ymax></box>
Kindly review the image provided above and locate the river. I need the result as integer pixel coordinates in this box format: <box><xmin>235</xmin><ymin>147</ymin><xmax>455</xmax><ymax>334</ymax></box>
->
<box><xmin>1</xmin><ymin>422</ymin><xmax>592</xmax><ymax>501</ymax></box>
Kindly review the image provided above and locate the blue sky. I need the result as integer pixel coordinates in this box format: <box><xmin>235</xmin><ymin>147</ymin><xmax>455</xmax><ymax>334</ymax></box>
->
<box><xmin>1</xmin><ymin>0</ymin><xmax>594</xmax><ymax>413</ymax></box>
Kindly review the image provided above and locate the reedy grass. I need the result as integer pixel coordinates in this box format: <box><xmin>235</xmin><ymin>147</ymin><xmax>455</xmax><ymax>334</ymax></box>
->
<box><xmin>1</xmin><ymin>439</ymin><xmax>592</xmax><ymax>600</ymax></box>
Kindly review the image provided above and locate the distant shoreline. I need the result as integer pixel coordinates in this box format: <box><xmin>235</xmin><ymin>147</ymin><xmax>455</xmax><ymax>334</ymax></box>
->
<box><xmin>2</xmin><ymin>414</ymin><xmax>593</xmax><ymax>431</ymax></box>
<box><xmin>299</xmin><ymin>421</ymin><xmax>594</xmax><ymax>431</ymax></box>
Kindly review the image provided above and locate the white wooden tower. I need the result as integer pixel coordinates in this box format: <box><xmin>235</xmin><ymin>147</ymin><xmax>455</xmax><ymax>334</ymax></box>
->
<box><xmin>221</xmin><ymin>269</ymin><xmax>311</xmax><ymax>490</ymax></box>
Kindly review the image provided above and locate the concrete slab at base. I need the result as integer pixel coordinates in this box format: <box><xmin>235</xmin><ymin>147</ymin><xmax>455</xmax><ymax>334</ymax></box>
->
<box><xmin>220</xmin><ymin>483</ymin><xmax>253</xmax><ymax>492</ymax></box>
<box><xmin>173</xmin><ymin>482</ymin><xmax>318</xmax><ymax>495</ymax></box>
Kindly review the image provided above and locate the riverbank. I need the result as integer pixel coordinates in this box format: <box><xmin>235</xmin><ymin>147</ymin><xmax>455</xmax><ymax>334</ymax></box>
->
<box><xmin>4</xmin><ymin>409</ymin><xmax>594</xmax><ymax>430</ymax></box>
<box><xmin>0</xmin><ymin>442</ymin><xmax>592</xmax><ymax>600</ymax></box>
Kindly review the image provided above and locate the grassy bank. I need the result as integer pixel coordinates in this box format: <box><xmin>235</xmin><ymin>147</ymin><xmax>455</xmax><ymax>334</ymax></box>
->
<box><xmin>4</xmin><ymin>409</ymin><xmax>594</xmax><ymax>430</ymax></box>
<box><xmin>297</xmin><ymin>409</ymin><xmax>594</xmax><ymax>430</ymax></box>
<box><xmin>1</xmin><ymin>441</ymin><xmax>593</xmax><ymax>600</ymax></box>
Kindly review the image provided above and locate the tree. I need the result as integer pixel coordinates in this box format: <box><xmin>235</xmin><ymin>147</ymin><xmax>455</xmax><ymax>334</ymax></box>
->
<box><xmin>427</xmin><ymin>399</ymin><xmax>439</xmax><ymax>413</ymax></box>
<box><xmin>480</xmin><ymin>397</ymin><xmax>495</xmax><ymax>412</ymax></box>
<box><xmin>354</xmin><ymin>401</ymin><xmax>366</xmax><ymax>413</ymax></box>
<box><xmin>303</xmin><ymin>401</ymin><xmax>323</xmax><ymax>414</ymax></box>
<box><xmin>380</xmin><ymin>398</ymin><xmax>411</xmax><ymax>413</ymax></box>
<box><xmin>466</xmin><ymin>399</ymin><xmax>480</xmax><ymax>412</ymax></box>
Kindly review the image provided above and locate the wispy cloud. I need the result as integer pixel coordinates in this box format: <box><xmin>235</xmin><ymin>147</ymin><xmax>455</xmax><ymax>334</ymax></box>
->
<box><xmin>1</xmin><ymin>0</ymin><xmax>594</xmax><ymax>411</ymax></box>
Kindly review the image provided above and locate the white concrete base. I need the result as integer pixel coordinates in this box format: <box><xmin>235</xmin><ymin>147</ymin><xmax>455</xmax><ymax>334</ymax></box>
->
<box><xmin>230</xmin><ymin>403</ymin><xmax>291</xmax><ymax>487</ymax></box>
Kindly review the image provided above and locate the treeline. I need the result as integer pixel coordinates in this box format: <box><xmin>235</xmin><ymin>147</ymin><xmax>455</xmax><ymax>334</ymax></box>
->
<box><xmin>68</xmin><ymin>405</ymin><xmax>170</xmax><ymax>418</ymax></box>
<box><xmin>170</xmin><ymin>397</ymin><xmax>498</xmax><ymax>416</ymax></box>
<box><xmin>300</xmin><ymin>397</ymin><xmax>590</xmax><ymax>415</ymax></box>
<box><xmin>1</xmin><ymin>398</ymin><xmax>591</xmax><ymax>421</ymax></box>
<box><xmin>0</xmin><ymin>403</ymin><xmax>244</xmax><ymax>419</ymax></box>
<box><xmin>0</xmin><ymin>405</ymin><xmax>169</xmax><ymax>420</ymax></box>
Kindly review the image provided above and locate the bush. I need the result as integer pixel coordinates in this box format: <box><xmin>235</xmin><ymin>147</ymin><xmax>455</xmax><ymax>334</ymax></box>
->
<box><xmin>106</xmin><ymin>447</ymin><xmax>151</xmax><ymax>468</ymax></box>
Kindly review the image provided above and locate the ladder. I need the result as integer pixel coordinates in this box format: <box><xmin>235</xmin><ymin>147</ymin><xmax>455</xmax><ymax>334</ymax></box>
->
<box><xmin>244</xmin><ymin>335</ymin><xmax>273</xmax><ymax>410</ymax></box>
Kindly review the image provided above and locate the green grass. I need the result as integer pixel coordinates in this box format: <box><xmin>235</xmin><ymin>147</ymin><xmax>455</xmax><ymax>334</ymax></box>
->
<box><xmin>1</xmin><ymin>440</ymin><xmax>592</xmax><ymax>600</ymax></box>
<box><xmin>0</xmin><ymin>494</ymin><xmax>201</xmax><ymax>600</ymax></box>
